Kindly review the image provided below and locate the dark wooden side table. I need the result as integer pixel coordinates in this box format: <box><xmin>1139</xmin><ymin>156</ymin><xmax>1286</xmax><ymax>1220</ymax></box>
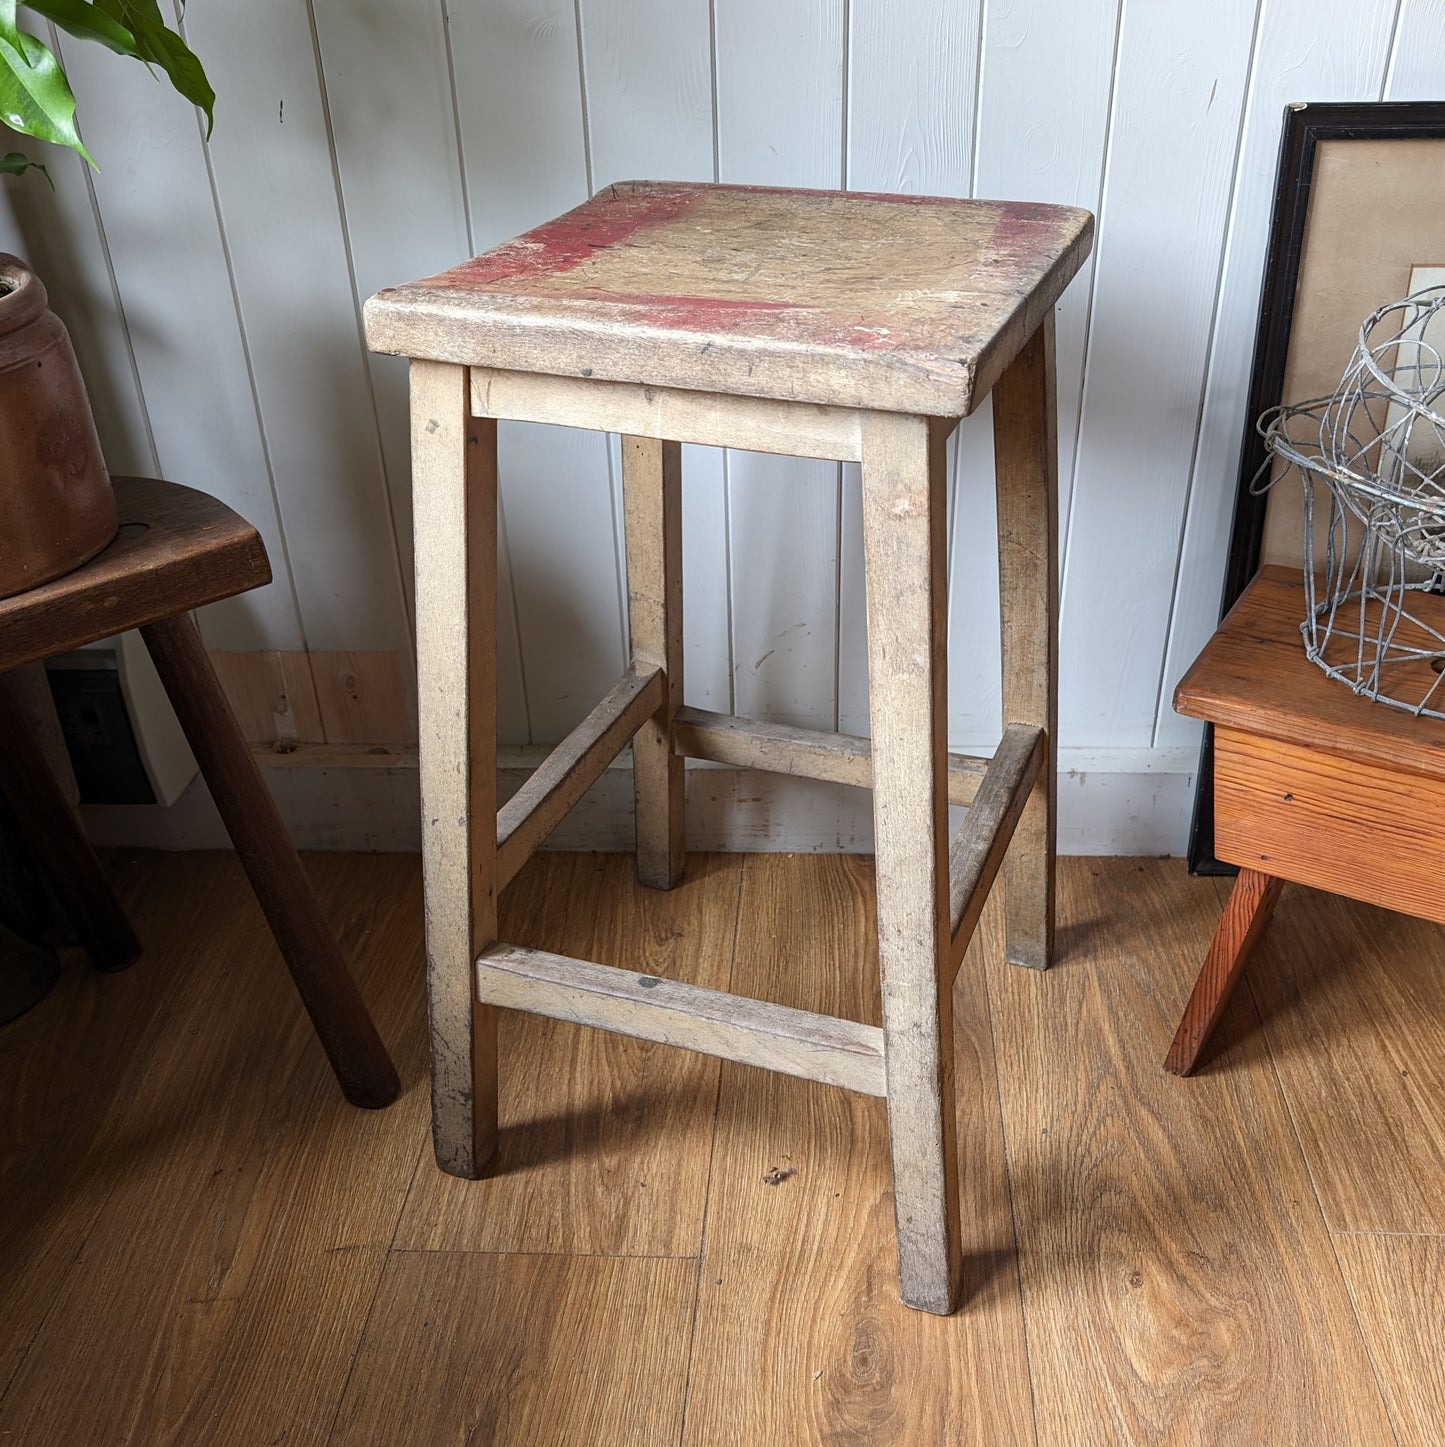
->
<box><xmin>0</xmin><ymin>476</ymin><xmax>399</xmax><ymax>1109</ymax></box>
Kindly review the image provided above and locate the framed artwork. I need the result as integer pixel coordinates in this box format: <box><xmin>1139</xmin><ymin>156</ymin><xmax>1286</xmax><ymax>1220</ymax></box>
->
<box><xmin>1187</xmin><ymin>99</ymin><xmax>1445</xmax><ymax>873</ymax></box>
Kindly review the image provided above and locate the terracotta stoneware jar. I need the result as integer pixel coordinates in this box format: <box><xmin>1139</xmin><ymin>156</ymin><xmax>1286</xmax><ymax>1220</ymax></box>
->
<box><xmin>0</xmin><ymin>253</ymin><xmax>115</xmax><ymax>598</ymax></box>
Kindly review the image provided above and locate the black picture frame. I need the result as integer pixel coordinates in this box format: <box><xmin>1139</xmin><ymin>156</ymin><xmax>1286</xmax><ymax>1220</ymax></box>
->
<box><xmin>1187</xmin><ymin>99</ymin><xmax>1445</xmax><ymax>874</ymax></box>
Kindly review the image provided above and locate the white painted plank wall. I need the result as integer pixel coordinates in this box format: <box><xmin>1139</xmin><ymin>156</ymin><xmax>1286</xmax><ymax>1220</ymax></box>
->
<box><xmin>579</xmin><ymin>0</ymin><xmax>734</xmax><ymax>712</ymax></box>
<box><xmin>1058</xmin><ymin>0</ymin><xmax>1262</xmax><ymax>747</ymax></box>
<box><xmin>715</xmin><ymin>0</ymin><xmax>844</xmax><ymax>732</ymax></box>
<box><xmin>836</xmin><ymin>0</ymin><xmax>978</xmax><ymax>738</ymax></box>
<box><xmin>3</xmin><ymin>0</ymin><xmax>1442</xmax><ymax>853</ymax></box>
<box><xmin>1152</xmin><ymin>0</ymin><xmax>1402</xmax><ymax>751</ymax></box>
<box><xmin>46</xmin><ymin>28</ymin><xmax>301</xmax><ymax>651</ymax></box>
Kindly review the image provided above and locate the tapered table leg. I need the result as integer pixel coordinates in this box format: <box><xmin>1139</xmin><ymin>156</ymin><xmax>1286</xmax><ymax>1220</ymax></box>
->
<box><xmin>862</xmin><ymin>410</ymin><xmax>960</xmax><ymax>1315</ymax></box>
<box><xmin>993</xmin><ymin>314</ymin><xmax>1059</xmax><ymax>971</ymax></box>
<box><xmin>1165</xmin><ymin>866</ymin><xmax>1284</xmax><ymax>1076</ymax></box>
<box><xmin>140</xmin><ymin>612</ymin><xmax>399</xmax><ymax>1110</ymax></box>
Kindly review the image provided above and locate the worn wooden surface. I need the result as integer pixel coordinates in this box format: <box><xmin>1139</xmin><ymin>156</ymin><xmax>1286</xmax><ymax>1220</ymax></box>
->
<box><xmin>992</xmin><ymin>315</ymin><xmax>1059</xmax><ymax>971</ymax></box>
<box><xmin>682</xmin><ymin>853</ymin><xmax>1036</xmax><ymax>1444</ymax></box>
<box><xmin>860</xmin><ymin>409</ymin><xmax>959</xmax><ymax>1313</ymax></box>
<box><xmin>471</xmin><ymin>365</ymin><xmax>866</xmax><ymax>460</ymax></box>
<box><xmin>308</xmin><ymin>651</ymin><xmax>416</xmax><ymax>745</ymax></box>
<box><xmin>366</xmin><ymin>181</ymin><xmax>1093</xmax><ymax>416</ymax></box>
<box><xmin>985</xmin><ymin>859</ymin><xmax>1394</xmax><ymax>1445</ymax></box>
<box><xmin>1226</xmin><ymin>878</ymin><xmax>1445</xmax><ymax>1235</ymax></box>
<box><xmin>1335</xmin><ymin>1234</ymin><xmax>1445</xmax><ymax>1447</ymax></box>
<box><xmin>209</xmin><ymin>649</ymin><xmax>327</xmax><ymax>745</ymax></box>
<box><xmin>622</xmin><ymin>434</ymin><xmax>685</xmax><ymax>889</ymax></box>
<box><xmin>672</xmin><ymin>704</ymin><xmax>990</xmax><ymax>803</ymax></box>
<box><xmin>948</xmin><ymin>722</ymin><xmax>1043</xmax><ymax>965</ymax></box>
<box><xmin>335</xmin><ymin>1251</ymin><xmax>695</xmax><ymax>1446</ymax></box>
<box><xmin>0</xmin><ymin>477</ymin><xmax>270</xmax><ymax>671</ymax></box>
<box><xmin>394</xmin><ymin>853</ymin><xmax>741</xmax><ymax>1259</ymax></box>
<box><xmin>0</xmin><ymin>852</ymin><xmax>419</xmax><ymax>1445</ymax></box>
<box><xmin>1165</xmin><ymin>866</ymin><xmax>1284</xmax><ymax>1075</ymax></box>
<box><xmin>495</xmin><ymin>667</ymin><xmax>662</xmax><ymax>888</ymax></box>
<box><xmin>3</xmin><ymin>851</ymin><xmax>1439</xmax><ymax>1443</ymax></box>
<box><xmin>477</xmin><ymin>941</ymin><xmax>886</xmax><ymax>1097</ymax></box>
<box><xmin>1174</xmin><ymin>564</ymin><xmax>1445</xmax><ymax>779</ymax></box>
<box><xmin>410</xmin><ymin>361</ymin><xmax>499</xmax><ymax>1175</ymax></box>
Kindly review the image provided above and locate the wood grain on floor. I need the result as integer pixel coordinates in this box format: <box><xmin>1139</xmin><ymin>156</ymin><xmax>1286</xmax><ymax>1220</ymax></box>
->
<box><xmin>0</xmin><ymin>852</ymin><xmax>1439</xmax><ymax>1445</ymax></box>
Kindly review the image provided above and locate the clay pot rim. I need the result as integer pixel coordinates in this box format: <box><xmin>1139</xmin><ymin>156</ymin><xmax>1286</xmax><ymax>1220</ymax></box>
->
<box><xmin>0</xmin><ymin>254</ymin><xmax>49</xmax><ymax>336</ymax></box>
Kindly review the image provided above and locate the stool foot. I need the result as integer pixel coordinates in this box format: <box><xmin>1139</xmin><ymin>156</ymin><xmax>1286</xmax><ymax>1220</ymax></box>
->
<box><xmin>623</xmin><ymin>434</ymin><xmax>685</xmax><ymax>890</ymax></box>
<box><xmin>140</xmin><ymin>613</ymin><xmax>399</xmax><ymax>1110</ymax></box>
<box><xmin>994</xmin><ymin>315</ymin><xmax>1059</xmax><ymax>972</ymax></box>
<box><xmin>862</xmin><ymin>410</ymin><xmax>963</xmax><ymax>1315</ymax></box>
<box><xmin>1165</xmin><ymin>866</ymin><xmax>1283</xmax><ymax>1076</ymax></box>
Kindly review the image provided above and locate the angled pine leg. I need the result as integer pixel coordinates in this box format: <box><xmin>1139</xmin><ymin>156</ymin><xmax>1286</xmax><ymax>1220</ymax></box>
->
<box><xmin>411</xmin><ymin>360</ymin><xmax>500</xmax><ymax>1175</ymax></box>
<box><xmin>861</xmin><ymin>410</ymin><xmax>960</xmax><ymax>1315</ymax></box>
<box><xmin>1165</xmin><ymin>866</ymin><xmax>1284</xmax><ymax>1076</ymax></box>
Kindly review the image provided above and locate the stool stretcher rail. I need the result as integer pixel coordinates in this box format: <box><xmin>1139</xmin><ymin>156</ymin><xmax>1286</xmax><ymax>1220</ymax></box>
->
<box><xmin>471</xmin><ymin>367</ymin><xmax>864</xmax><ymax>462</ymax></box>
<box><xmin>672</xmin><ymin>705</ymin><xmax>989</xmax><ymax>805</ymax></box>
<box><xmin>948</xmin><ymin>723</ymin><xmax>1044</xmax><ymax>976</ymax></box>
<box><xmin>497</xmin><ymin>667</ymin><xmax>663</xmax><ymax>888</ymax></box>
<box><xmin>476</xmin><ymin>942</ymin><xmax>887</xmax><ymax>1097</ymax></box>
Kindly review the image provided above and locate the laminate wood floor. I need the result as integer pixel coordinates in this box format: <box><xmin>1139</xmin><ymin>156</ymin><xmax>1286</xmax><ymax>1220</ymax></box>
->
<box><xmin>1</xmin><ymin>851</ymin><xmax>1441</xmax><ymax>1444</ymax></box>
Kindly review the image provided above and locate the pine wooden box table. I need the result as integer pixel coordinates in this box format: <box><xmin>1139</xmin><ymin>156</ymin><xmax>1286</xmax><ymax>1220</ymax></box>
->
<box><xmin>1168</xmin><ymin>564</ymin><xmax>1445</xmax><ymax>1076</ymax></box>
<box><xmin>366</xmin><ymin>181</ymin><xmax>1093</xmax><ymax>1314</ymax></box>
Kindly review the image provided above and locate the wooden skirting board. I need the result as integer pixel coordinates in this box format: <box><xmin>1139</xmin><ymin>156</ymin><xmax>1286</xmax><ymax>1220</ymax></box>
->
<box><xmin>208</xmin><ymin>648</ymin><xmax>417</xmax><ymax>748</ymax></box>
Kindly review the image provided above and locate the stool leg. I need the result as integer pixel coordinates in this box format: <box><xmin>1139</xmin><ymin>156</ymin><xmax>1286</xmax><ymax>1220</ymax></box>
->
<box><xmin>410</xmin><ymin>360</ymin><xmax>501</xmax><ymax>1175</ymax></box>
<box><xmin>1165</xmin><ymin>867</ymin><xmax>1283</xmax><ymax>1076</ymax></box>
<box><xmin>139</xmin><ymin>612</ymin><xmax>399</xmax><ymax>1109</ymax></box>
<box><xmin>862</xmin><ymin>411</ymin><xmax>960</xmax><ymax>1315</ymax></box>
<box><xmin>622</xmin><ymin>434</ymin><xmax>685</xmax><ymax>888</ymax></box>
<box><xmin>993</xmin><ymin>313</ymin><xmax>1059</xmax><ymax>971</ymax></box>
<box><xmin>0</xmin><ymin>668</ymin><xmax>141</xmax><ymax>971</ymax></box>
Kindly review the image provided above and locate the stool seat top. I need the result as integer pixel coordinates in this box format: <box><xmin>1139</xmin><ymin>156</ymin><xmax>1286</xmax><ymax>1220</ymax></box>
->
<box><xmin>0</xmin><ymin>476</ymin><xmax>271</xmax><ymax>671</ymax></box>
<box><xmin>1174</xmin><ymin>565</ymin><xmax>1445</xmax><ymax>781</ymax></box>
<box><xmin>365</xmin><ymin>181</ymin><xmax>1092</xmax><ymax>416</ymax></box>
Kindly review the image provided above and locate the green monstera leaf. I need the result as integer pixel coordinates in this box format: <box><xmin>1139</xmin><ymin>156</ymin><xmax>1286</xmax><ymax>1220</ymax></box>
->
<box><xmin>0</xmin><ymin>0</ymin><xmax>212</xmax><ymax>174</ymax></box>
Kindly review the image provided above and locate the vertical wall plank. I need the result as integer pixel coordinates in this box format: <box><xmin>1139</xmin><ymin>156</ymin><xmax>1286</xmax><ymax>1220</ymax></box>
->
<box><xmin>51</xmin><ymin>39</ymin><xmax>303</xmax><ymax>651</ymax></box>
<box><xmin>580</xmin><ymin>0</ymin><xmax>731</xmax><ymax>711</ymax></box>
<box><xmin>311</xmin><ymin>0</ymin><xmax>530</xmax><ymax>744</ymax></box>
<box><xmin>180</xmin><ymin>0</ymin><xmax>412</xmax><ymax>693</ymax></box>
<box><xmin>835</xmin><ymin>1</ymin><xmax>979</xmax><ymax>737</ymax></box>
<box><xmin>715</xmin><ymin>0</ymin><xmax>845</xmax><ymax>731</ymax></box>
<box><xmin>1384</xmin><ymin>0</ymin><xmax>1445</xmax><ymax>99</ymax></box>
<box><xmin>939</xmin><ymin>0</ymin><xmax>1120</xmax><ymax>747</ymax></box>
<box><xmin>1056</xmin><ymin>0</ymin><xmax>1260</xmax><ymax>747</ymax></box>
<box><xmin>448</xmin><ymin>0</ymin><xmax>626</xmax><ymax>744</ymax></box>
<box><xmin>1153</xmin><ymin>4</ymin><xmax>1399</xmax><ymax>751</ymax></box>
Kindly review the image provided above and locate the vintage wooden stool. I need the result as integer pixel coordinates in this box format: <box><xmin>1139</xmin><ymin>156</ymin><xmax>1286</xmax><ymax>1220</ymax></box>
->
<box><xmin>0</xmin><ymin>476</ymin><xmax>399</xmax><ymax>1109</ymax></box>
<box><xmin>366</xmin><ymin>181</ymin><xmax>1093</xmax><ymax>1313</ymax></box>
<box><xmin>1167</xmin><ymin>564</ymin><xmax>1445</xmax><ymax>1075</ymax></box>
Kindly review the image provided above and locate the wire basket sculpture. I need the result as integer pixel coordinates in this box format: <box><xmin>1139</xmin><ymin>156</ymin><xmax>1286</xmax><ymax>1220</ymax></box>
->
<box><xmin>1258</xmin><ymin>283</ymin><xmax>1445</xmax><ymax>718</ymax></box>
